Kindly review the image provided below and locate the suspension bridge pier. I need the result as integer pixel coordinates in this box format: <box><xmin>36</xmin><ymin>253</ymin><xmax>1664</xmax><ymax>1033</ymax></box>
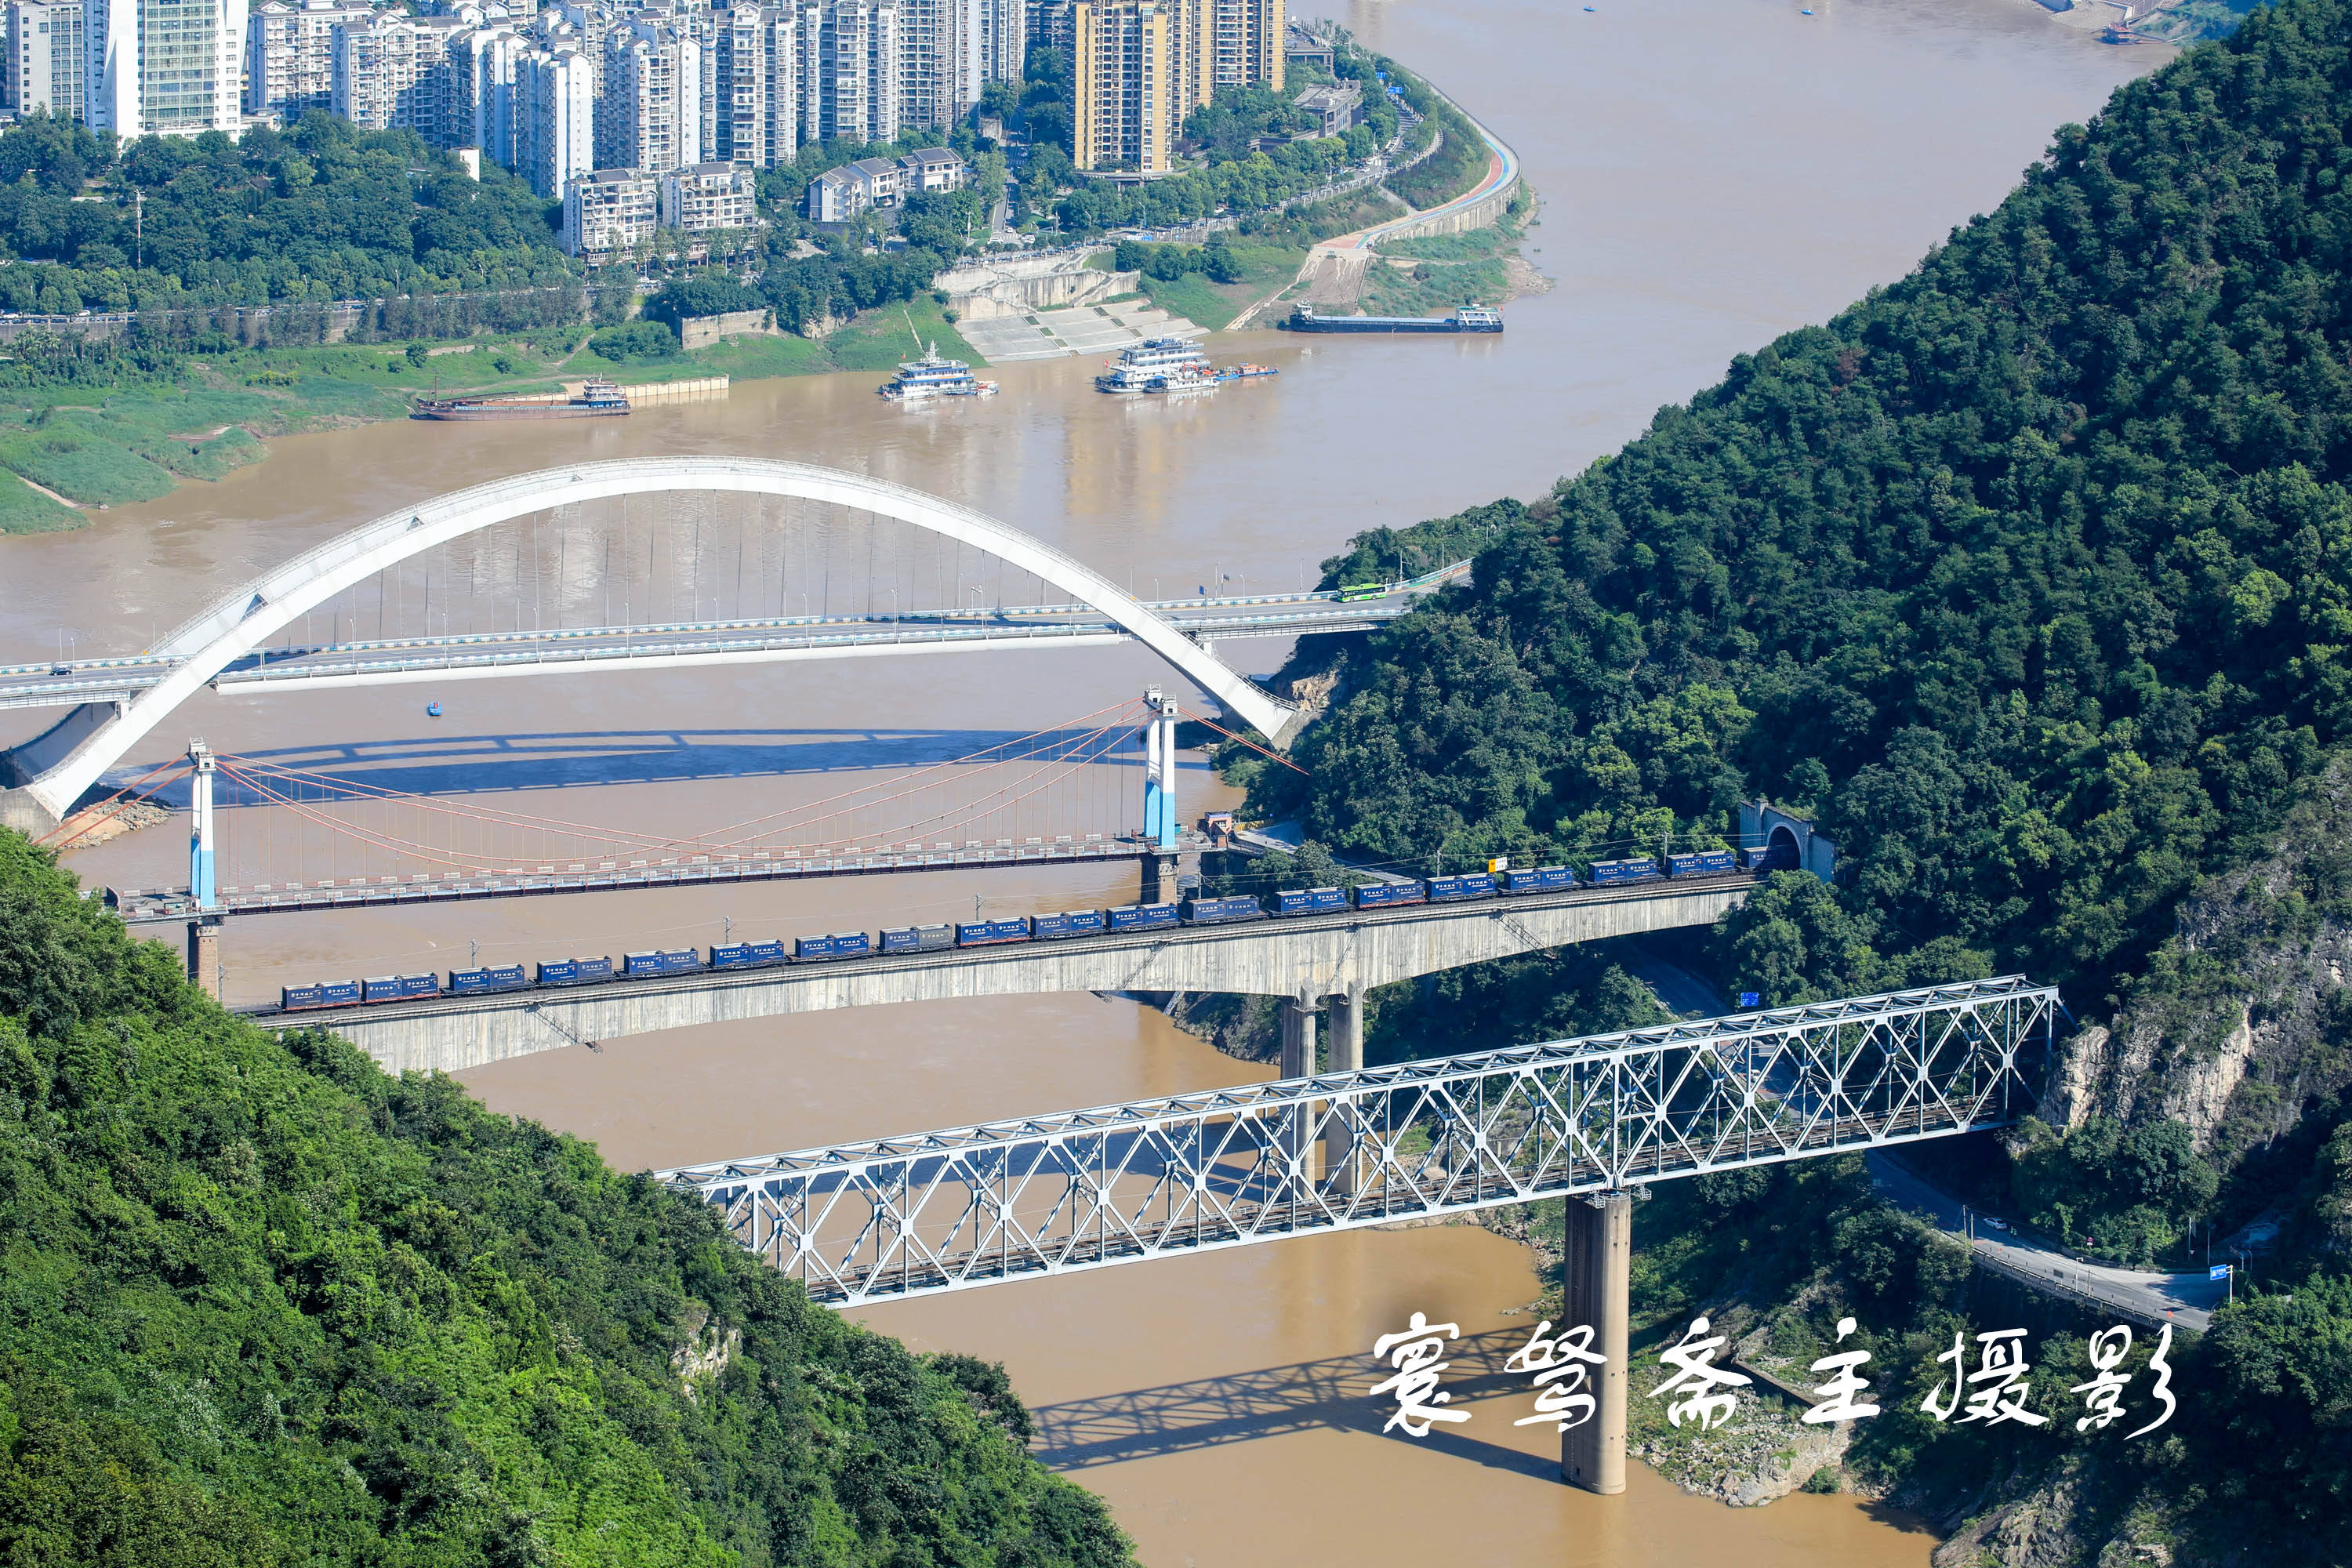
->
<box><xmin>1562</xmin><ymin>1193</ymin><xmax>1633</xmax><ymax>1494</ymax></box>
<box><xmin>181</xmin><ymin>739</ymin><xmax>220</xmax><ymax>997</ymax></box>
<box><xmin>186</xmin><ymin>916</ymin><xmax>221</xmax><ymax>1000</ymax></box>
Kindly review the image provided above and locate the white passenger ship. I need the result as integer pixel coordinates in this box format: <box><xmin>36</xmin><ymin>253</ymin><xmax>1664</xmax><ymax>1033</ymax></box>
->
<box><xmin>879</xmin><ymin>344</ymin><xmax>999</xmax><ymax>400</ymax></box>
<box><xmin>1095</xmin><ymin>336</ymin><xmax>1217</xmax><ymax>395</ymax></box>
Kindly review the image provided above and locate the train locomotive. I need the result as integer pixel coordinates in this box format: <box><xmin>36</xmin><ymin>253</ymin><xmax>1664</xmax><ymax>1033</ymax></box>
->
<box><xmin>278</xmin><ymin>848</ymin><xmax>1759</xmax><ymax>1013</ymax></box>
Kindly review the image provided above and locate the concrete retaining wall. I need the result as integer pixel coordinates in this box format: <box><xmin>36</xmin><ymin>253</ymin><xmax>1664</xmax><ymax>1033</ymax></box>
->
<box><xmin>677</xmin><ymin>310</ymin><xmax>774</xmax><ymax>350</ymax></box>
<box><xmin>315</xmin><ymin>884</ymin><xmax>1748</xmax><ymax>1074</ymax></box>
<box><xmin>1369</xmin><ymin>174</ymin><xmax>1519</xmax><ymax>247</ymax></box>
<box><xmin>934</xmin><ymin>253</ymin><xmax>1141</xmax><ymax>321</ymax></box>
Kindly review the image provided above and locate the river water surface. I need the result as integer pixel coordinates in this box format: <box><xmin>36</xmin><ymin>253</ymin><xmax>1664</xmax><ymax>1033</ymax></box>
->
<box><xmin>12</xmin><ymin>1</ymin><xmax>2161</xmax><ymax>1560</ymax></box>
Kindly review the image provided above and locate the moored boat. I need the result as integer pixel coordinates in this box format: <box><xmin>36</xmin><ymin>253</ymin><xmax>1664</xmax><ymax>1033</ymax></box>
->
<box><xmin>880</xmin><ymin>343</ymin><xmax>1000</xmax><ymax>400</ymax></box>
<box><xmin>1283</xmin><ymin>303</ymin><xmax>1504</xmax><ymax>334</ymax></box>
<box><xmin>1097</xmin><ymin>336</ymin><xmax>1215</xmax><ymax>394</ymax></box>
<box><xmin>412</xmin><ymin>376</ymin><xmax>631</xmax><ymax>420</ymax></box>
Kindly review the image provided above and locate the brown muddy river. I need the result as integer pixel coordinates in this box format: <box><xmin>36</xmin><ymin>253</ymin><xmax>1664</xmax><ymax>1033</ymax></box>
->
<box><xmin>8</xmin><ymin>0</ymin><xmax>2160</xmax><ymax>1559</ymax></box>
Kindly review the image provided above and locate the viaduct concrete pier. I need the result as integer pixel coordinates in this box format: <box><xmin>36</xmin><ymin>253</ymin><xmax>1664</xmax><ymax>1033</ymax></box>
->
<box><xmin>275</xmin><ymin>878</ymin><xmax>1752</xmax><ymax>1075</ymax></box>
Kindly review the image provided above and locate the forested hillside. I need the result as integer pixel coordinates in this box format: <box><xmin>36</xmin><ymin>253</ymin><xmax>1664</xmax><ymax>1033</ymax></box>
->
<box><xmin>1231</xmin><ymin>0</ymin><xmax>2352</xmax><ymax>1556</ymax></box>
<box><xmin>0</xmin><ymin>832</ymin><xmax>1131</xmax><ymax>1566</ymax></box>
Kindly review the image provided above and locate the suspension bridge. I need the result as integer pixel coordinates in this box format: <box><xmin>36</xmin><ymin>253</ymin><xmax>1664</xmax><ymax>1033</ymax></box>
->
<box><xmin>100</xmin><ymin>692</ymin><xmax>1210</xmax><ymax>925</ymax></box>
<box><xmin>658</xmin><ymin>976</ymin><xmax>2059</xmax><ymax>1494</ymax></box>
<box><xmin>1</xmin><ymin>456</ymin><xmax>1469</xmax><ymax>837</ymax></box>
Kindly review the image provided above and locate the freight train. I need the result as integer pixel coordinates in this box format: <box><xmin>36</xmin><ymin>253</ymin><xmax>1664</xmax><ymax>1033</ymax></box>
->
<box><xmin>277</xmin><ymin>851</ymin><xmax>1753</xmax><ymax>1013</ymax></box>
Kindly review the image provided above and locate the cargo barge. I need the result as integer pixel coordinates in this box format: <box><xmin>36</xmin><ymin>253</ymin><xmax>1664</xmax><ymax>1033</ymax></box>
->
<box><xmin>1284</xmin><ymin>304</ymin><xmax>1503</xmax><ymax>334</ymax></box>
<box><xmin>412</xmin><ymin>376</ymin><xmax>631</xmax><ymax>420</ymax></box>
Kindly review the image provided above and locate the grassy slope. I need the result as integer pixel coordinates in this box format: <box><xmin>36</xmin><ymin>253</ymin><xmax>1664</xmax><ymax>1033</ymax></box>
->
<box><xmin>1138</xmin><ymin>245</ymin><xmax>1308</xmax><ymax>330</ymax></box>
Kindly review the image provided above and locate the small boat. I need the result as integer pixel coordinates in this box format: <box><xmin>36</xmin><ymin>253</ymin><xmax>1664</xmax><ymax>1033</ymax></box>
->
<box><xmin>880</xmin><ymin>343</ymin><xmax>998</xmax><ymax>400</ymax></box>
<box><xmin>1214</xmin><ymin>363</ymin><xmax>1280</xmax><ymax>382</ymax></box>
<box><xmin>425</xmin><ymin>701</ymin><xmax>443</xmax><ymax>719</ymax></box>
<box><xmin>412</xmin><ymin>376</ymin><xmax>630</xmax><ymax>421</ymax></box>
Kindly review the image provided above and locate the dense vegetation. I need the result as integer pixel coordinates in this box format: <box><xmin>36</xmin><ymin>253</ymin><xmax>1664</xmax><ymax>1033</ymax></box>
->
<box><xmin>1004</xmin><ymin>39</ymin><xmax>1404</xmax><ymax>238</ymax></box>
<box><xmin>0</xmin><ymin>832</ymin><xmax>1132</xmax><ymax>1566</ymax></box>
<box><xmin>0</xmin><ymin>112</ymin><xmax>569</xmax><ymax>312</ymax></box>
<box><xmin>1223</xmin><ymin>0</ymin><xmax>2352</xmax><ymax>1555</ymax></box>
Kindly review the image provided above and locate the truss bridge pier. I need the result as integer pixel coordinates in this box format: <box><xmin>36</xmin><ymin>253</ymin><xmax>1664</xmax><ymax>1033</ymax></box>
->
<box><xmin>660</xmin><ymin>978</ymin><xmax>2057</xmax><ymax>1498</ymax></box>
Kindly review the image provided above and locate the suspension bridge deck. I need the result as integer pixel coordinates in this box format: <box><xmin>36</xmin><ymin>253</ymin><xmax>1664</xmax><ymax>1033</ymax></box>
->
<box><xmin>111</xmin><ymin>830</ymin><xmax>1188</xmax><ymax>924</ymax></box>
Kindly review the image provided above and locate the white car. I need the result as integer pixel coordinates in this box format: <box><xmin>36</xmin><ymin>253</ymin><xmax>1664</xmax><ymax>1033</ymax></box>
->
<box><xmin>1985</xmin><ymin>1217</ymin><xmax>2010</xmax><ymax>1232</ymax></box>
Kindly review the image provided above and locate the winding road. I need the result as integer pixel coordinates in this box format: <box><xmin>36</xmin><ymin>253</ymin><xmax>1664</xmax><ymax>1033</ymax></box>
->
<box><xmin>1621</xmin><ymin>942</ymin><xmax>2226</xmax><ymax>1331</ymax></box>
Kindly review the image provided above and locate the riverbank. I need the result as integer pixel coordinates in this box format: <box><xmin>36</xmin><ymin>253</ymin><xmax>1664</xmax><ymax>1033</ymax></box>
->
<box><xmin>0</xmin><ymin>292</ymin><xmax>981</xmax><ymax>535</ymax></box>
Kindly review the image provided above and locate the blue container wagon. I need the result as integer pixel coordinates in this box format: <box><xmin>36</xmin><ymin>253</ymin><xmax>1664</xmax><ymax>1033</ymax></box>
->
<box><xmin>1181</xmin><ymin>895</ymin><xmax>1264</xmax><ymax>926</ymax></box>
<box><xmin>1106</xmin><ymin>902</ymin><xmax>1180</xmax><ymax>932</ymax></box>
<box><xmin>1035</xmin><ymin>909</ymin><xmax>1108</xmax><ymax>940</ymax></box>
<box><xmin>362</xmin><ymin>973</ymin><xmax>441</xmax><ymax>1002</ymax></box>
<box><xmin>448</xmin><ymin>964</ymin><xmax>530</xmax><ymax>996</ymax></box>
<box><xmin>880</xmin><ymin>923</ymin><xmax>956</xmax><ymax>953</ymax></box>
<box><xmin>622</xmin><ymin>948</ymin><xmax>702</xmax><ymax>977</ymax></box>
<box><xmin>1426</xmin><ymin>873</ymin><xmax>1498</xmax><ymax>902</ymax></box>
<box><xmin>710</xmin><ymin>939</ymin><xmax>790</xmax><ymax>970</ymax></box>
<box><xmin>794</xmin><ymin>932</ymin><xmax>872</xmax><ymax>961</ymax></box>
<box><xmin>1588</xmin><ymin>858</ymin><xmax>1662</xmax><ymax>886</ymax></box>
<box><xmin>1666</xmin><ymin>849</ymin><xmax>1738</xmax><ymax>878</ymax></box>
<box><xmin>1352</xmin><ymin>881</ymin><xmax>1427</xmax><ymax>909</ymax></box>
<box><xmin>1276</xmin><ymin>887</ymin><xmax>1349</xmax><ymax>916</ymax></box>
<box><xmin>957</xmin><ymin>916</ymin><xmax>1034</xmax><ymax>946</ymax></box>
<box><xmin>1501</xmin><ymin>866</ymin><xmax>1577</xmax><ymax>895</ymax></box>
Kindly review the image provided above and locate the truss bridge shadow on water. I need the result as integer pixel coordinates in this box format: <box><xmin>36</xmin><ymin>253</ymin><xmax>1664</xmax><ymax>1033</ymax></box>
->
<box><xmin>1028</xmin><ymin>1327</ymin><xmax>1561</xmax><ymax>1479</ymax></box>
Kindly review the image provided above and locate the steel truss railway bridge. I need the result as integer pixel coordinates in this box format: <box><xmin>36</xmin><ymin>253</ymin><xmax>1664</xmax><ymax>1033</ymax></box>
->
<box><xmin>2</xmin><ymin>456</ymin><xmax>1463</xmax><ymax>837</ymax></box>
<box><xmin>660</xmin><ymin>976</ymin><xmax>2059</xmax><ymax>1495</ymax></box>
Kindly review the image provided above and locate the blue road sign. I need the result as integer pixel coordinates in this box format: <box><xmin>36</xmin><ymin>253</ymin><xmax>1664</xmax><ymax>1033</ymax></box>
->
<box><xmin>2209</xmin><ymin>1263</ymin><xmax>2232</xmax><ymax>1280</ymax></box>
<box><xmin>1738</xmin><ymin>992</ymin><xmax>1761</xmax><ymax>1007</ymax></box>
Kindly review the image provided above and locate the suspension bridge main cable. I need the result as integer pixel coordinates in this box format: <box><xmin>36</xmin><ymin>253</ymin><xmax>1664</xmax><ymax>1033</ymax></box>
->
<box><xmin>205</xmin><ymin>697</ymin><xmax>1156</xmax><ymax>877</ymax></box>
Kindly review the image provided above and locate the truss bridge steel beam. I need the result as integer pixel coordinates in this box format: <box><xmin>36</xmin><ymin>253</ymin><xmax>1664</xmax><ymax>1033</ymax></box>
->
<box><xmin>662</xmin><ymin>976</ymin><xmax>2058</xmax><ymax>1308</ymax></box>
<box><xmin>2</xmin><ymin>457</ymin><xmax>1302</xmax><ymax>830</ymax></box>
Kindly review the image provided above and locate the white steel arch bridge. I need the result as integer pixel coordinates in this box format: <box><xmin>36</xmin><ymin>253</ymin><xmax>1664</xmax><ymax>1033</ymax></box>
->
<box><xmin>0</xmin><ymin>456</ymin><xmax>1375</xmax><ymax>832</ymax></box>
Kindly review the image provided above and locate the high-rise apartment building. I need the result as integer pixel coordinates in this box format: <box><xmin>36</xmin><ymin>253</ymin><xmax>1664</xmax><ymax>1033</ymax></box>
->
<box><xmin>331</xmin><ymin>9</ymin><xmax>471</xmax><ymax>142</ymax></box>
<box><xmin>1026</xmin><ymin>0</ymin><xmax>1069</xmax><ymax>53</ymax></box>
<box><xmin>330</xmin><ymin>9</ymin><xmax>417</xmax><ymax>129</ymax></box>
<box><xmin>451</xmin><ymin>24</ymin><xmax>524</xmax><ymax>162</ymax></box>
<box><xmin>88</xmin><ymin>0</ymin><xmax>248</xmax><ymax>136</ymax></box>
<box><xmin>894</xmin><ymin>0</ymin><xmax>977</xmax><ymax>131</ymax></box>
<box><xmin>1209</xmin><ymin>0</ymin><xmax>1276</xmax><ymax>91</ymax></box>
<box><xmin>712</xmin><ymin>3</ymin><xmax>795</xmax><ymax>167</ymax></box>
<box><xmin>1072</xmin><ymin>0</ymin><xmax>1165</xmax><ymax>172</ymax></box>
<box><xmin>5</xmin><ymin>0</ymin><xmax>85</xmax><ymax>118</ymax></box>
<box><xmin>516</xmin><ymin>45</ymin><xmax>593</xmax><ymax>196</ymax></box>
<box><xmin>975</xmin><ymin>0</ymin><xmax>1021</xmax><ymax>85</ymax></box>
<box><xmin>598</xmin><ymin>20</ymin><xmax>701</xmax><ymax>172</ymax></box>
<box><xmin>245</xmin><ymin>0</ymin><xmax>372</xmax><ymax>122</ymax></box>
<box><xmin>797</xmin><ymin>0</ymin><xmax>895</xmax><ymax>146</ymax></box>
